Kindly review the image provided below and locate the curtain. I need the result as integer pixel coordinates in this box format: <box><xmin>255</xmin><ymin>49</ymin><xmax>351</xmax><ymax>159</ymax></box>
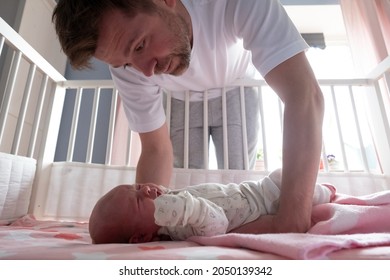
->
<box><xmin>340</xmin><ymin>0</ymin><xmax>390</xmax><ymax>74</ymax></box>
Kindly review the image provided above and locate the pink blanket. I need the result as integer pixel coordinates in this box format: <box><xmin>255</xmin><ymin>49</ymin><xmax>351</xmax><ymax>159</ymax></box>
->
<box><xmin>189</xmin><ymin>190</ymin><xmax>390</xmax><ymax>259</ymax></box>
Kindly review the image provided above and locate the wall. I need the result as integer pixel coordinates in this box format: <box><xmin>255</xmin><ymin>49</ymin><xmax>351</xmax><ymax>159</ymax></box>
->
<box><xmin>0</xmin><ymin>0</ymin><xmax>25</xmax><ymax>104</ymax></box>
<box><xmin>0</xmin><ymin>0</ymin><xmax>25</xmax><ymax>29</ymax></box>
<box><xmin>18</xmin><ymin>0</ymin><xmax>66</xmax><ymax>74</ymax></box>
<box><xmin>1</xmin><ymin>0</ymin><xmax>67</xmax><ymax>75</ymax></box>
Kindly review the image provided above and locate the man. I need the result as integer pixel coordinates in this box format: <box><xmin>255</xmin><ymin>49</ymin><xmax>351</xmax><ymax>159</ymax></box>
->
<box><xmin>53</xmin><ymin>0</ymin><xmax>324</xmax><ymax>233</ymax></box>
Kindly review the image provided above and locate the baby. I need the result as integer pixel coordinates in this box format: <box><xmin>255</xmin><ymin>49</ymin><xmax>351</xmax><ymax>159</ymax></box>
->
<box><xmin>89</xmin><ymin>169</ymin><xmax>336</xmax><ymax>244</ymax></box>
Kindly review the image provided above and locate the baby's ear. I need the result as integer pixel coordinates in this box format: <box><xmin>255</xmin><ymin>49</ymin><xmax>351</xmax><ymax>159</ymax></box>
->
<box><xmin>129</xmin><ymin>234</ymin><xmax>141</xmax><ymax>243</ymax></box>
<box><xmin>129</xmin><ymin>233</ymin><xmax>154</xmax><ymax>243</ymax></box>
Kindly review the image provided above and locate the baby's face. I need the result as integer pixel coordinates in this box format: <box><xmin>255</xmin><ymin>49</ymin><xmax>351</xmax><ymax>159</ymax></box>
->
<box><xmin>121</xmin><ymin>183</ymin><xmax>165</xmax><ymax>243</ymax></box>
<box><xmin>90</xmin><ymin>183</ymin><xmax>166</xmax><ymax>243</ymax></box>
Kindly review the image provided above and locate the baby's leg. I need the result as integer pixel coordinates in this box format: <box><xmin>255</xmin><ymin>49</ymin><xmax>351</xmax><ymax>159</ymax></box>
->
<box><xmin>267</xmin><ymin>168</ymin><xmax>282</xmax><ymax>188</ymax></box>
<box><xmin>312</xmin><ymin>183</ymin><xmax>336</xmax><ymax>205</ymax></box>
<box><xmin>268</xmin><ymin>168</ymin><xmax>336</xmax><ymax>205</ymax></box>
<box><xmin>266</xmin><ymin>168</ymin><xmax>336</xmax><ymax>206</ymax></box>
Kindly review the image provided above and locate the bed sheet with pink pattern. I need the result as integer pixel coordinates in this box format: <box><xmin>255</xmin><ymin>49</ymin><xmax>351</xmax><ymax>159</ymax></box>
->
<box><xmin>0</xmin><ymin>215</ymin><xmax>284</xmax><ymax>260</ymax></box>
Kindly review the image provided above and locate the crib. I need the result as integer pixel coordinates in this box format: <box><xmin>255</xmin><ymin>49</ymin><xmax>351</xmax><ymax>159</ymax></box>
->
<box><xmin>1</xmin><ymin>17</ymin><xmax>390</xmax><ymax>260</ymax></box>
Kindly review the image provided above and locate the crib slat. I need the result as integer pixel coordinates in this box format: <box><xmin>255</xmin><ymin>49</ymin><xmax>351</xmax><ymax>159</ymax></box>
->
<box><xmin>85</xmin><ymin>87</ymin><xmax>100</xmax><ymax>163</ymax></box>
<box><xmin>165</xmin><ymin>91</ymin><xmax>172</xmax><ymax>135</ymax></box>
<box><xmin>0</xmin><ymin>35</ymin><xmax>5</xmax><ymax>56</ymax></box>
<box><xmin>222</xmin><ymin>88</ymin><xmax>228</xmax><ymax>169</ymax></box>
<box><xmin>0</xmin><ymin>50</ymin><xmax>22</xmax><ymax>149</ymax></box>
<box><xmin>258</xmin><ymin>86</ymin><xmax>268</xmax><ymax>171</ymax></box>
<box><xmin>105</xmin><ymin>89</ymin><xmax>118</xmax><ymax>164</ymax></box>
<box><xmin>239</xmin><ymin>86</ymin><xmax>249</xmax><ymax>170</ymax></box>
<box><xmin>66</xmin><ymin>87</ymin><xmax>82</xmax><ymax>161</ymax></box>
<box><xmin>126</xmin><ymin>128</ymin><xmax>132</xmax><ymax>166</ymax></box>
<box><xmin>11</xmin><ymin>63</ymin><xmax>37</xmax><ymax>155</ymax></box>
<box><xmin>321</xmin><ymin>141</ymin><xmax>330</xmax><ymax>172</ymax></box>
<box><xmin>278</xmin><ymin>98</ymin><xmax>284</xmax><ymax>131</ymax></box>
<box><xmin>348</xmin><ymin>86</ymin><xmax>370</xmax><ymax>172</ymax></box>
<box><xmin>330</xmin><ymin>86</ymin><xmax>349</xmax><ymax>171</ymax></box>
<box><xmin>28</xmin><ymin>75</ymin><xmax>49</xmax><ymax>157</ymax></box>
<box><xmin>183</xmin><ymin>91</ymin><xmax>190</xmax><ymax>169</ymax></box>
<box><xmin>203</xmin><ymin>90</ymin><xmax>209</xmax><ymax>169</ymax></box>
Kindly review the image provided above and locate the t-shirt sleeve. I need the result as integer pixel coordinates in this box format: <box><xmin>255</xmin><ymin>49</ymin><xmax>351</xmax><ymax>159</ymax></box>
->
<box><xmin>226</xmin><ymin>0</ymin><xmax>309</xmax><ymax>76</ymax></box>
<box><xmin>154</xmin><ymin>191</ymin><xmax>229</xmax><ymax>240</ymax></box>
<box><xmin>109</xmin><ymin>66</ymin><xmax>166</xmax><ymax>133</ymax></box>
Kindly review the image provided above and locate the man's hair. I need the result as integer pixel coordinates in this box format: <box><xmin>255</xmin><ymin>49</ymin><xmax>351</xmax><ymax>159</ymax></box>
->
<box><xmin>52</xmin><ymin>0</ymin><xmax>157</xmax><ymax>69</ymax></box>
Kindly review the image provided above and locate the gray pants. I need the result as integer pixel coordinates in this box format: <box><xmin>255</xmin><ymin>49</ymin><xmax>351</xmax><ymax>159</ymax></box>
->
<box><xmin>169</xmin><ymin>87</ymin><xmax>260</xmax><ymax>169</ymax></box>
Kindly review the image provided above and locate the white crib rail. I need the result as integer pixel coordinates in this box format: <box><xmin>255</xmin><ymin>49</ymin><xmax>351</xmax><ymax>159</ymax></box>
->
<box><xmin>54</xmin><ymin>68</ymin><xmax>390</xmax><ymax>176</ymax></box>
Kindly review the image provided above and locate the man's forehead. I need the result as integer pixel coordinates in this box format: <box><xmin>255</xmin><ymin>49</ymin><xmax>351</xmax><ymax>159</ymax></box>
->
<box><xmin>95</xmin><ymin>9</ymin><xmax>146</xmax><ymax>65</ymax></box>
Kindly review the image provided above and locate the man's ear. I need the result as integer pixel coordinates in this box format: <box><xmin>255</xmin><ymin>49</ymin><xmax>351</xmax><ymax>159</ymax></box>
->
<box><xmin>129</xmin><ymin>234</ymin><xmax>141</xmax><ymax>244</ymax></box>
<box><xmin>165</xmin><ymin>0</ymin><xmax>177</xmax><ymax>8</ymax></box>
<box><xmin>153</xmin><ymin>0</ymin><xmax>176</xmax><ymax>9</ymax></box>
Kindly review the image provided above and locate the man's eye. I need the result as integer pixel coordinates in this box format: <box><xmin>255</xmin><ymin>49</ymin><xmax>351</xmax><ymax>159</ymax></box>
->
<box><xmin>135</xmin><ymin>41</ymin><xmax>144</xmax><ymax>52</ymax></box>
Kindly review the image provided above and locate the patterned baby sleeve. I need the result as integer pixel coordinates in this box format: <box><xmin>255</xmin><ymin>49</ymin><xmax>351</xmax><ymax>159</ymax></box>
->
<box><xmin>154</xmin><ymin>194</ymin><xmax>187</xmax><ymax>227</ymax></box>
<box><xmin>154</xmin><ymin>191</ymin><xmax>228</xmax><ymax>238</ymax></box>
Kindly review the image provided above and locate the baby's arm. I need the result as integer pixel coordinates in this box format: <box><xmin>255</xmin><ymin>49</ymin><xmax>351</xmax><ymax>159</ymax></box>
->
<box><xmin>154</xmin><ymin>191</ymin><xmax>229</xmax><ymax>240</ymax></box>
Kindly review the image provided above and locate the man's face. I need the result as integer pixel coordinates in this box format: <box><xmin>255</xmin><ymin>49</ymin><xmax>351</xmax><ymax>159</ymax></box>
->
<box><xmin>95</xmin><ymin>7</ymin><xmax>192</xmax><ymax>77</ymax></box>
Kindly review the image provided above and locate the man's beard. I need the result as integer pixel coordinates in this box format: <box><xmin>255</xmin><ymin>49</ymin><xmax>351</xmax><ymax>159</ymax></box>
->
<box><xmin>155</xmin><ymin>10</ymin><xmax>192</xmax><ymax>76</ymax></box>
<box><xmin>154</xmin><ymin>51</ymin><xmax>191</xmax><ymax>76</ymax></box>
<box><xmin>169</xmin><ymin>51</ymin><xmax>191</xmax><ymax>76</ymax></box>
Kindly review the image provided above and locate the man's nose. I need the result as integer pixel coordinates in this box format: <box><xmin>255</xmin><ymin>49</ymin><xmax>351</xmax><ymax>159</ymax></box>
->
<box><xmin>133</xmin><ymin>56</ymin><xmax>157</xmax><ymax>77</ymax></box>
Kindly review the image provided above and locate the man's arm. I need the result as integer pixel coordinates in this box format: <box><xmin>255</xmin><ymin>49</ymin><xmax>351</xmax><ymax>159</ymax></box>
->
<box><xmin>136</xmin><ymin>122</ymin><xmax>173</xmax><ymax>186</ymax></box>
<box><xmin>234</xmin><ymin>52</ymin><xmax>324</xmax><ymax>234</ymax></box>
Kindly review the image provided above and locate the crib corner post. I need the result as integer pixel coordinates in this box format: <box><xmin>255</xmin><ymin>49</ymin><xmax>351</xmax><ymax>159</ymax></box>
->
<box><xmin>29</xmin><ymin>83</ymin><xmax>66</xmax><ymax>219</ymax></box>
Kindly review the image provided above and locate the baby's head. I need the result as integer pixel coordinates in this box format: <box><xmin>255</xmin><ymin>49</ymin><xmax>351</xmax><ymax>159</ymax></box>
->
<box><xmin>89</xmin><ymin>183</ymin><xmax>165</xmax><ymax>244</ymax></box>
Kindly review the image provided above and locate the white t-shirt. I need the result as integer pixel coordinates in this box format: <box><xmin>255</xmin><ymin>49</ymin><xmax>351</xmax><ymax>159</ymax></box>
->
<box><xmin>110</xmin><ymin>0</ymin><xmax>308</xmax><ymax>133</ymax></box>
